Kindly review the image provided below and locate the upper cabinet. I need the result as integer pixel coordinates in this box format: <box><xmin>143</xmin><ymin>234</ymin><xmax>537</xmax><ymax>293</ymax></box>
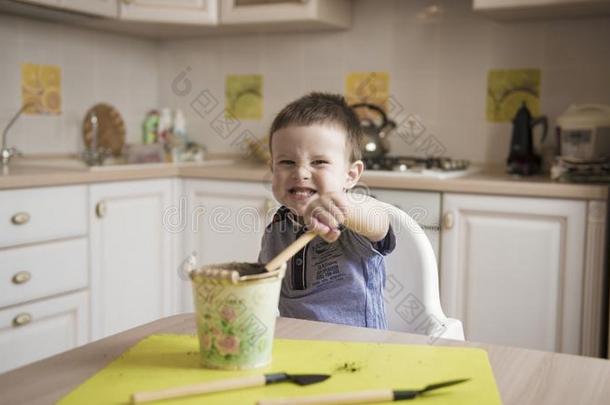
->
<box><xmin>219</xmin><ymin>0</ymin><xmax>351</xmax><ymax>29</ymax></box>
<box><xmin>473</xmin><ymin>0</ymin><xmax>610</xmax><ymax>19</ymax></box>
<box><xmin>5</xmin><ymin>0</ymin><xmax>352</xmax><ymax>37</ymax></box>
<box><xmin>15</xmin><ymin>0</ymin><xmax>118</xmax><ymax>17</ymax></box>
<box><xmin>118</xmin><ymin>0</ymin><xmax>218</xmax><ymax>25</ymax></box>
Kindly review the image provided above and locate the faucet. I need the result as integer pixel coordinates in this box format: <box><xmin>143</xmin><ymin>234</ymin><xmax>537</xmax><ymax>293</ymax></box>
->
<box><xmin>1</xmin><ymin>103</ymin><xmax>30</xmax><ymax>167</ymax></box>
<box><xmin>81</xmin><ymin>111</ymin><xmax>105</xmax><ymax>166</ymax></box>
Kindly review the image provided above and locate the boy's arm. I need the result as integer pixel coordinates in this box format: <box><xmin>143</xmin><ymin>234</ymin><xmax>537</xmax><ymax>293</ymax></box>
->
<box><xmin>304</xmin><ymin>192</ymin><xmax>390</xmax><ymax>243</ymax></box>
<box><xmin>342</xmin><ymin>193</ymin><xmax>390</xmax><ymax>242</ymax></box>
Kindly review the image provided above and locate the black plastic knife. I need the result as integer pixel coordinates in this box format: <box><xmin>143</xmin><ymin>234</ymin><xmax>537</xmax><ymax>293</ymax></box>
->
<box><xmin>131</xmin><ymin>372</ymin><xmax>331</xmax><ymax>403</ymax></box>
<box><xmin>392</xmin><ymin>378</ymin><xmax>471</xmax><ymax>400</ymax></box>
<box><xmin>264</xmin><ymin>372</ymin><xmax>330</xmax><ymax>386</ymax></box>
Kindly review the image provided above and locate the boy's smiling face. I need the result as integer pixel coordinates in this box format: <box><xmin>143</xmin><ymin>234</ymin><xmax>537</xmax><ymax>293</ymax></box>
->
<box><xmin>270</xmin><ymin>124</ymin><xmax>363</xmax><ymax>216</ymax></box>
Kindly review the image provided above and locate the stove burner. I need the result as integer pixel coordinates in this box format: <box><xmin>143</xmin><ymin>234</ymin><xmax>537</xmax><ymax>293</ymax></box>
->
<box><xmin>363</xmin><ymin>156</ymin><xmax>470</xmax><ymax>172</ymax></box>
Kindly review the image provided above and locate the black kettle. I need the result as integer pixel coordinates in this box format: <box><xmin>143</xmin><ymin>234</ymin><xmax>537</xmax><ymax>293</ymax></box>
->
<box><xmin>507</xmin><ymin>102</ymin><xmax>548</xmax><ymax>175</ymax></box>
<box><xmin>351</xmin><ymin>103</ymin><xmax>397</xmax><ymax>159</ymax></box>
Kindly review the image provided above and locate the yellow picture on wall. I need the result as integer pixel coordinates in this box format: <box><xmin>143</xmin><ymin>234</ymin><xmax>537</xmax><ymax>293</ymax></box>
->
<box><xmin>345</xmin><ymin>71</ymin><xmax>389</xmax><ymax>111</ymax></box>
<box><xmin>487</xmin><ymin>68</ymin><xmax>540</xmax><ymax>122</ymax></box>
<box><xmin>21</xmin><ymin>63</ymin><xmax>61</xmax><ymax>115</ymax></box>
<box><xmin>226</xmin><ymin>74</ymin><xmax>263</xmax><ymax>120</ymax></box>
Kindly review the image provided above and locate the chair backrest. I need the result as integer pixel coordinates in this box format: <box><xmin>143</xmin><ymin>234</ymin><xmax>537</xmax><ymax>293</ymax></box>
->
<box><xmin>381</xmin><ymin>202</ymin><xmax>450</xmax><ymax>335</ymax></box>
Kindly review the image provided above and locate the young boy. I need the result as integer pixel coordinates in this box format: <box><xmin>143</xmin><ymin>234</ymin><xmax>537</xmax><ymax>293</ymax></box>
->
<box><xmin>258</xmin><ymin>92</ymin><xmax>395</xmax><ymax>329</ymax></box>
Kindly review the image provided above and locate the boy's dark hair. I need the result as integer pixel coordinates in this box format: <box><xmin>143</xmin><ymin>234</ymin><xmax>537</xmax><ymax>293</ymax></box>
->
<box><xmin>269</xmin><ymin>92</ymin><xmax>363</xmax><ymax>162</ymax></box>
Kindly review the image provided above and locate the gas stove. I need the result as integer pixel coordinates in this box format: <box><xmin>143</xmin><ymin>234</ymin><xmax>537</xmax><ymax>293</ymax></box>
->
<box><xmin>363</xmin><ymin>156</ymin><xmax>478</xmax><ymax>179</ymax></box>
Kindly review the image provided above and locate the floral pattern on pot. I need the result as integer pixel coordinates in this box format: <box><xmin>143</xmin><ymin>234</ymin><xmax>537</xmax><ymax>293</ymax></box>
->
<box><xmin>192</xmin><ymin>277</ymin><xmax>282</xmax><ymax>370</ymax></box>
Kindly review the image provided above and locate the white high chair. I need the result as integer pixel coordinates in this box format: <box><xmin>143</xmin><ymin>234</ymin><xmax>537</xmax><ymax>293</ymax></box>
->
<box><xmin>381</xmin><ymin>202</ymin><xmax>465</xmax><ymax>341</ymax></box>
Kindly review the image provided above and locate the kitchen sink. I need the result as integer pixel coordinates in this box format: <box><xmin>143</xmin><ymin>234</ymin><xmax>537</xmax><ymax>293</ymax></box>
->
<box><xmin>10</xmin><ymin>158</ymin><xmax>236</xmax><ymax>171</ymax></box>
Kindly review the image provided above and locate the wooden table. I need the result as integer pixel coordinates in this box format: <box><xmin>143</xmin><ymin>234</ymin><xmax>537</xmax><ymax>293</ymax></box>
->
<box><xmin>2</xmin><ymin>314</ymin><xmax>610</xmax><ymax>404</ymax></box>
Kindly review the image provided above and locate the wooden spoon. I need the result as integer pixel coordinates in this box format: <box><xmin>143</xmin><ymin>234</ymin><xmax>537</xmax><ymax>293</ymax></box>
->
<box><xmin>264</xmin><ymin>231</ymin><xmax>316</xmax><ymax>272</ymax></box>
<box><xmin>194</xmin><ymin>231</ymin><xmax>317</xmax><ymax>284</ymax></box>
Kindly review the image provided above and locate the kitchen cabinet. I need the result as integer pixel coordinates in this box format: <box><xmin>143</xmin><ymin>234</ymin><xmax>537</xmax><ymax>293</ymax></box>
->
<box><xmin>0</xmin><ymin>185</ymin><xmax>87</xmax><ymax>248</ymax></box>
<box><xmin>219</xmin><ymin>0</ymin><xmax>351</xmax><ymax>29</ymax></box>
<box><xmin>0</xmin><ymin>238</ymin><xmax>88</xmax><ymax>309</ymax></box>
<box><xmin>118</xmin><ymin>0</ymin><xmax>218</xmax><ymax>25</ymax></box>
<box><xmin>0</xmin><ymin>291</ymin><xmax>89</xmax><ymax>373</ymax></box>
<box><xmin>5</xmin><ymin>0</ymin><xmax>351</xmax><ymax>36</ymax></box>
<box><xmin>89</xmin><ymin>179</ymin><xmax>178</xmax><ymax>340</ymax></box>
<box><xmin>440</xmin><ymin>193</ymin><xmax>606</xmax><ymax>356</ymax></box>
<box><xmin>15</xmin><ymin>0</ymin><xmax>118</xmax><ymax>17</ymax></box>
<box><xmin>473</xmin><ymin>0</ymin><xmax>610</xmax><ymax>19</ymax></box>
<box><xmin>181</xmin><ymin>179</ymin><xmax>275</xmax><ymax>312</ymax></box>
<box><xmin>0</xmin><ymin>185</ymin><xmax>89</xmax><ymax>373</ymax></box>
<box><xmin>1</xmin><ymin>175</ymin><xmax>606</xmax><ymax>373</ymax></box>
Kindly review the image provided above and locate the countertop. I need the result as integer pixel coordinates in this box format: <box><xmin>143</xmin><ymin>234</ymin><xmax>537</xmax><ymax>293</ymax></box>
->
<box><xmin>1</xmin><ymin>314</ymin><xmax>610</xmax><ymax>405</ymax></box>
<box><xmin>1</xmin><ymin>158</ymin><xmax>608</xmax><ymax>200</ymax></box>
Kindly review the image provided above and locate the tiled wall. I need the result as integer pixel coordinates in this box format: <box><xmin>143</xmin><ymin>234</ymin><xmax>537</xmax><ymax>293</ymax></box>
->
<box><xmin>1</xmin><ymin>0</ymin><xmax>609</xmax><ymax>163</ymax></box>
<box><xmin>159</xmin><ymin>0</ymin><xmax>610</xmax><ymax>164</ymax></box>
<box><xmin>0</xmin><ymin>14</ymin><xmax>159</xmax><ymax>155</ymax></box>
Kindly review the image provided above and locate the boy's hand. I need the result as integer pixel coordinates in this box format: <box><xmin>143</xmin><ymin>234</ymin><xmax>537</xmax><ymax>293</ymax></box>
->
<box><xmin>303</xmin><ymin>192</ymin><xmax>351</xmax><ymax>243</ymax></box>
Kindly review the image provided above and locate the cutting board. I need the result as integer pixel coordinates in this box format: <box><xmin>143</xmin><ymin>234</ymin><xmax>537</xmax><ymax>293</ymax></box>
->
<box><xmin>59</xmin><ymin>335</ymin><xmax>501</xmax><ymax>404</ymax></box>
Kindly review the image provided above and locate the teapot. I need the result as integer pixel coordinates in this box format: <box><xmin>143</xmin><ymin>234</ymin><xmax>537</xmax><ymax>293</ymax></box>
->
<box><xmin>507</xmin><ymin>102</ymin><xmax>548</xmax><ymax>175</ymax></box>
<box><xmin>351</xmin><ymin>103</ymin><xmax>397</xmax><ymax>159</ymax></box>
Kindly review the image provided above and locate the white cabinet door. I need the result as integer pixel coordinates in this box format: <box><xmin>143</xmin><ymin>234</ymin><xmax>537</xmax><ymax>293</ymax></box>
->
<box><xmin>62</xmin><ymin>0</ymin><xmax>117</xmax><ymax>17</ymax></box>
<box><xmin>0</xmin><ymin>185</ymin><xmax>87</xmax><ymax>248</ymax></box>
<box><xmin>0</xmin><ymin>291</ymin><xmax>89</xmax><ymax>373</ymax></box>
<box><xmin>220</xmin><ymin>0</ymin><xmax>350</xmax><ymax>28</ymax></box>
<box><xmin>474</xmin><ymin>0</ymin><xmax>608</xmax><ymax>7</ymax></box>
<box><xmin>118</xmin><ymin>0</ymin><xmax>218</xmax><ymax>24</ymax></box>
<box><xmin>89</xmin><ymin>179</ymin><xmax>175</xmax><ymax>340</ymax></box>
<box><xmin>16</xmin><ymin>0</ymin><xmax>117</xmax><ymax>17</ymax></box>
<box><xmin>441</xmin><ymin>193</ymin><xmax>586</xmax><ymax>354</ymax></box>
<box><xmin>0</xmin><ymin>238</ymin><xmax>88</xmax><ymax>308</ymax></box>
<box><xmin>15</xmin><ymin>0</ymin><xmax>59</xmax><ymax>7</ymax></box>
<box><xmin>473</xmin><ymin>0</ymin><xmax>610</xmax><ymax>18</ymax></box>
<box><xmin>181</xmin><ymin>179</ymin><xmax>275</xmax><ymax>311</ymax></box>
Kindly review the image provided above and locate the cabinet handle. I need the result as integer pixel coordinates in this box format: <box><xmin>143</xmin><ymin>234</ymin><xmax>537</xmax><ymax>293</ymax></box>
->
<box><xmin>442</xmin><ymin>212</ymin><xmax>454</xmax><ymax>230</ymax></box>
<box><xmin>95</xmin><ymin>201</ymin><xmax>106</xmax><ymax>218</ymax></box>
<box><xmin>13</xmin><ymin>313</ymin><xmax>32</xmax><ymax>327</ymax></box>
<box><xmin>12</xmin><ymin>271</ymin><xmax>31</xmax><ymax>285</ymax></box>
<box><xmin>11</xmin><ymin>212</ymin><xmax>30</xmax><ymax>225</ymax></box>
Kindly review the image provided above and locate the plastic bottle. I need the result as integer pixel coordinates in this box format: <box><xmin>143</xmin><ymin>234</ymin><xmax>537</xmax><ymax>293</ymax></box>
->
<box><xmin>142</xmin><ymin>110</ymin><xmax>159</xmax><ymax>144</ymax></box>
<box><xmin>158</xmin><ymin>108</ymin><xmax>173</xmax><ymax>144</ymax></box>
<box><xmin>173</xmin><ymin>109</ymin><xmax>188</xmax><ymax>145</ymax></box>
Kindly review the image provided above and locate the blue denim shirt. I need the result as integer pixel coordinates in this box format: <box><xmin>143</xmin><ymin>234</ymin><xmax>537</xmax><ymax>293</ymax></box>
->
<box><xmin>258</xmin><ymin>207</ymin><xmax>395</xmax><ymax>329</ymax></box>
